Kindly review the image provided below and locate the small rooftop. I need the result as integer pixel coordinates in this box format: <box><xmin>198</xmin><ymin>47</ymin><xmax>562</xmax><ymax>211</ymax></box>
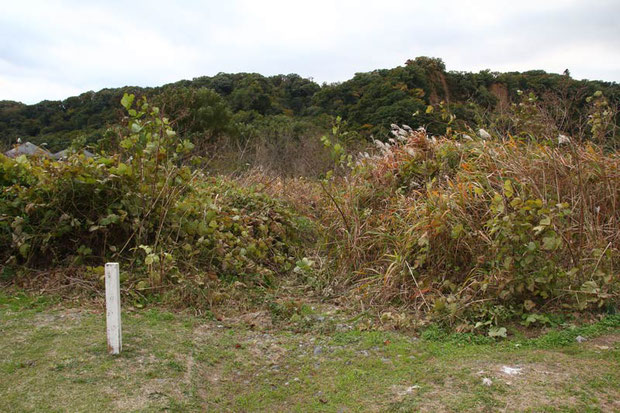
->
<box><xmin>4</xmin><ymin>142</ymin><xmax>94</xmax><ymax>160</ymax></box>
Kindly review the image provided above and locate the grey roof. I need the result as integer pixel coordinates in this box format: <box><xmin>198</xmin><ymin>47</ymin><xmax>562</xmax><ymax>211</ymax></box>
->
<box><xmin>52</xmin><ymin>149</ymin><xmax>95</xmax><ymax>160</ymax></box>
<box><xmin>4</xmin><ymin>142</ymin><xmax>95</xmax><ymax>160</ymax></box>
<box><xmin>4</xmin><ymin>142</ymin><xmax>52</xmax><ymax>158</ymax></box>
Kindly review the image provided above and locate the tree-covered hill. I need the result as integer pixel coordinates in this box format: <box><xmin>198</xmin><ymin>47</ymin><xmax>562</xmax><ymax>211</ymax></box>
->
<box><xmin>1</xmin><ymin>57</ymin><xmax>618</xmax><ymax>152</ymax></box>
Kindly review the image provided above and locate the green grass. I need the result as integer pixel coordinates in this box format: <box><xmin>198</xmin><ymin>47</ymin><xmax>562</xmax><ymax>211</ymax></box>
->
<box><xmin>0</xmin><ymin>291</ymin><xmax>618</xmax><ymax>412</ymax></box>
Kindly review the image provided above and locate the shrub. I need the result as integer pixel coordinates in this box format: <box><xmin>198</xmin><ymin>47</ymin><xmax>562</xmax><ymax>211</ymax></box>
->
<box><xmin>0</xmin><ymin>95</ymin><xmax>308</xmax><ymax>293</ymax></box>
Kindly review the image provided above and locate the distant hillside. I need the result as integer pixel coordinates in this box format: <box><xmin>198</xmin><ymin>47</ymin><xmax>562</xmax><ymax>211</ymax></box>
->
<box><xmin>1</xmin><ymin>57</ymin><xmax>618</xmax><ymax>151</ymax></box>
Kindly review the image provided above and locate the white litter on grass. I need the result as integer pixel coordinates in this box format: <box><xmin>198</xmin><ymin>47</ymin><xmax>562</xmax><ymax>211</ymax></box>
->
<box><xmin>501</xmin><ymin>366</ymin><xmax>523</xmax><ymax>376</ymax></box>
<box><xmin>399</xmin><ymin>385</ymin><xmax>421</xmax><ymax>396</ymax></box>
<box><xmin>482</xmin><ymin>378</ymin><xmax>493</xmax><ymax>386</ymax></box>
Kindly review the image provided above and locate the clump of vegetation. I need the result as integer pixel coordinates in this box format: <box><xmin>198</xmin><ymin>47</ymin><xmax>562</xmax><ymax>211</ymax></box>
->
<box><xmin>0</xmin><ymin>94</ymin><xmax>310</xmax><ymax>299</ymax></box>
<box><xmin>319</xmin><ymin>125</ymin><xmax>619</xmax><ymax>329</ymax></box>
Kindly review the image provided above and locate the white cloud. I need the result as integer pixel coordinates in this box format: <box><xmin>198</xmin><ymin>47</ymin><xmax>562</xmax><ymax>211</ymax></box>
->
<box><xmin>1</xmin><ymin>0</ymin><xmax>618</xmax><ymax>103</ymax></box>
<box><xmin>0</xmin><ymin>74</ymin><xmax>81</xmax><ymax>103</ymax></box>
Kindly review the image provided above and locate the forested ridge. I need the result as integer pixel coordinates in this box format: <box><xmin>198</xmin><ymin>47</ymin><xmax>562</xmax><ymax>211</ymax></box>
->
<box><xmin>2</xmin><ymin>57</ymin><xmax>618</xmax><ymax>152</ymax></box>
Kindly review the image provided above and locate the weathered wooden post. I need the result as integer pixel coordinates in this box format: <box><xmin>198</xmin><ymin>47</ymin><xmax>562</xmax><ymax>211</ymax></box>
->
<box><xmin>105</xmin><ymin>262</ymin><xmax>122</xmax><ymax>355</ymax></box>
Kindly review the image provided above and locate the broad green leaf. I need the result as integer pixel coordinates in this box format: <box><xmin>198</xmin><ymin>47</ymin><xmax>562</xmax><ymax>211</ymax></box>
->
<box><xmin>19</xmin><ymin>243</ymin><xmax>30</xmax><ymax>258</ymax></box>
<box><xmin>503</xmin><ymin>180</ymin><xmax>514</xmax><ymax>198</ymax></box>
<box><xmin>539</xmin><ymin>216</ymin><xmax>551</xmax><ymax>226</ymax></box>
<box><xmin>121</xmin><ymin>93</ymin><xmax>135</xmax><ymax>110</ymax></box>
<box><xmin>136</xmin><ymin>280</ymin><xmax>149</xmax><ymax>290</ymax></box>
<box><xmin>542</xmin><ymin>234</ymin><xmax>561</xmax><ymax>250</ymax></box>
<box><xmin>488</xmin><ymin>327</ymin><xmax>507</xmax><ymax>338</ymax></box>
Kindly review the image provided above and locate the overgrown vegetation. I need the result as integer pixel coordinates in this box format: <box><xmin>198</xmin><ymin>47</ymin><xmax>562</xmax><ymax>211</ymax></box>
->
<box><xmin>1</xmin><ymin>59</ymin><xmax>619</xmax><ymax>331</ymax></box>
<box><xmin>317</xmin><ymin>126</ymin><xmax>619</xmax><ymax>331</ymax></box>
<box><xmin>0</xmin><ymin>95</ymin><xmax>310</xmax><ymax>308</ymax></box>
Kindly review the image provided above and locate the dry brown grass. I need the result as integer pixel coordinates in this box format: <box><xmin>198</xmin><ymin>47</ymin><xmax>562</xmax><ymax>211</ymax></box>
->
<box><xmin>317</xmin><ymin>128</ymin><xmax>620</xmax><ymax>324</ymax></box>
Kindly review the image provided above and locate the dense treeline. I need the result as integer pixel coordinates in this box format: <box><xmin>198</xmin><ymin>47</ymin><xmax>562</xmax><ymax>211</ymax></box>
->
<box><xmin>1</xmin><ymin>57</ymin><xmax>619</xmax><ymax>152</ymax></box>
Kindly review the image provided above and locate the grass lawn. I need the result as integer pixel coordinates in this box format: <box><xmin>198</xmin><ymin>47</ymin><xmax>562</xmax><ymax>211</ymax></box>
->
<box><xmin>0</xmin><ymin>292</ymin><xmax>618</xmax><ymax>412</ymax></box>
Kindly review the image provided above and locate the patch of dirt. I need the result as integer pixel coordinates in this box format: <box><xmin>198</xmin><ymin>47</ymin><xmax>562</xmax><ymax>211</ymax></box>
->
<box><xmin>192</xmin><ymin>322</ymin><xmax>215</xmax><ymax>338</ymax></box>
<box><xmin>184</xmin><ymin>347</ymin><xmax>195</xmax><ymax>388</ymax></box>
<box><xmin>235</xmin><ymin>310</ymin><xmax>273</xmax><ymax>330</ymax></box>
<box><xmin>246</xmin><ymin>333</ymin><xmax>288</xmax><ymax>365</ymax></box>
<box><xmin>190</xmin><ymin>324</ymin><xmax>231</xmax><ymax>409</ymax></box>
<box><xmin>391</xmin><ymin>384</ymin><xmax>421</xmax><ymax>398</ymax></box>
<box><xmin>32</xmin><ymin>308</ymin><xmax>90</xmax><ymax>328</ymax></box>
<box><xmin>110</xmin><ymin>378</ymin><xmax>184</xmax><ymax>411</ymax></box>
<box><xmin>586</xmin><ymin>333</ymin><xmax>620</xmax><ymax>350</ymax></box>
<box><xmin>474</xmin><ymin>352</ymin><xmax>616</xmax><ymax>411</ymax></box>
<box><xmin>407</xmin><ymin>344</ymin><xmax>619</xmax><ymax>412</ymax></box>
<box><xmin>400</xmin><ymin>377</ymin><xmax>460</xmax><ymax>413</ymax></box>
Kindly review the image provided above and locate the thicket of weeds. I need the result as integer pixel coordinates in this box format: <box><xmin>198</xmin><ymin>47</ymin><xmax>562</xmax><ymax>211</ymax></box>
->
<box><xmin>1</xmin><ymin>91</ymin><xmax>618</xmax><ymax>332</ymax></box>
<box><xmin>317</xmin><ymin>124</ymin><xmax>619</xmax><ymax>331</ymax></box>
<box><xmin>0</xmin><ymin>95</ymin><xmax>312</xmax><ymax>309</ymax></box>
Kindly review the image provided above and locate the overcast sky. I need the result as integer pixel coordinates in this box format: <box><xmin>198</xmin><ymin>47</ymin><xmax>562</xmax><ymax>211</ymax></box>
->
<box><xmin>1</xmin><ymin>0</ymin><xmax>619</xmax><ymax>104</ymax></box>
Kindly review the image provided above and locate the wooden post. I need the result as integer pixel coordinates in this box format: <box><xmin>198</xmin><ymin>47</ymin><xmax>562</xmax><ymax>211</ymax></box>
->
<box><xmin>105</xmin><ymin>262</ymin><xmax>122</xmax><ymax>355</ymax></box>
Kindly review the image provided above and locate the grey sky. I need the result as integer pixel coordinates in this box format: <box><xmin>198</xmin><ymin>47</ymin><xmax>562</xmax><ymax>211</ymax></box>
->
<box><xmin>1</xmin><ymin>0</ymin><xmax>619</xmax><ymax>104</ymax></box>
